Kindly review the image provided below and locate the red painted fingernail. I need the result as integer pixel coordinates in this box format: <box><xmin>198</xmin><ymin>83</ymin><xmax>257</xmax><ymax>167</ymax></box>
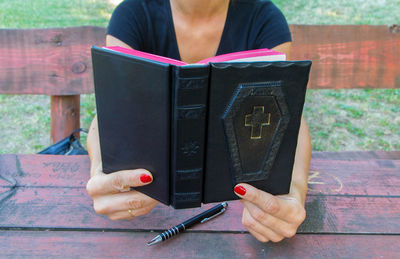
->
<box><xmin>140</xmin><ymin>174</ymin><xmax>152</xmax><ymax>183</ymax></box>
<box><xmin>234</xmin><ymin>185</ymin><xmax>246</xmax><ymax>196</ymax></box>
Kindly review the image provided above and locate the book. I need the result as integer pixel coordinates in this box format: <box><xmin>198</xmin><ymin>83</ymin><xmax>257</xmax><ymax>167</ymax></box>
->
<box><xmin>91</xmin><ymin>46</ymin><xmax>312</xmax><ymax>209</ymax></box>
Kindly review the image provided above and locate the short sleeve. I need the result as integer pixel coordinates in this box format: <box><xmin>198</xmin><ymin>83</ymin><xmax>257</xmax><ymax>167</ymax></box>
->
<box><xmin>106</xmin><ymin>0</ymin><xmax>145</xmax><ymax>49</ymax></box>
<box><xmin>251</xmin><ymin>2</ymin><xmax>292</xmax><ymax>49</ymax></box>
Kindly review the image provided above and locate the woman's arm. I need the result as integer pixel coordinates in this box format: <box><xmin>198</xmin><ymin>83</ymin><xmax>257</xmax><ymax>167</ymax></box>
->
<box><xmin>106</xmin><ymin>35</ymin><xmax>132</xmax><ymax>49</ymax></box>
<box><xmin>272</xmin><ymin>41</ymin><xmax>311</xmax><ymax>206</ymax></box>
<box><xmin>87</xmin><ymin>115</ymin><xmax>101</xmax><ymax>178</ymax></box>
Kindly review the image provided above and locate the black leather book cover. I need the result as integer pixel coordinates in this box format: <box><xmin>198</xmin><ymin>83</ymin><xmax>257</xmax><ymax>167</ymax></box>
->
<box><xmin>92</xmin><ymin>47</ymin><xmax>171</xmax><ymax>205</ymax></box>
<box><xmin>203</xmin><ymin>61</ymin><xmax>312</xmax><ymax>203</ymax></box>
<box><xmin>92</xmin><ymin>46</ymin><xmax>311</xmax><ymax>208</ymax></box>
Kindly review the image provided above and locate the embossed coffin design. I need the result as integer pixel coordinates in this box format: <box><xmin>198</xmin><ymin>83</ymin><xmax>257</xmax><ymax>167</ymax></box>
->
<box><xmin>222</xmin><ymin>81</ymin><xmax>290</xmax><ymax>182</ymax></box>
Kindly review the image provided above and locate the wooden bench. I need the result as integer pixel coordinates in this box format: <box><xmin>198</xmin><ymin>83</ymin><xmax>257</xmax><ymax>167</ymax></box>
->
<box><xmin>0</xmin><ymin>26</ymin><xmax>104</xmax><ymax>143</ymax></box>
<box><xmin>0</xmin><ymin>25</ymin><xmax>399</xmax><ymax>257</ymax></box>
<box><xmin>1</xmin><ymin>25</ymin><xmax>399</xmax><ymax>143</ymax></box>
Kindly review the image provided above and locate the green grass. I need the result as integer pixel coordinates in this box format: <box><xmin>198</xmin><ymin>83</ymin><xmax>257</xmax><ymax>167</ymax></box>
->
<box><xmin>304</xmin><ymin>89</ymin><xmax>400</xmax><ymax>151</ymax></box>
<box><xmin>274</xmin><ymin>0</ymin><xmax>400</xmax><ymax>25</ymax></box>
<box><xmin>0</xmin><ymin>0</ymin><xmax>399</xmax><ymax>153</ymax></box>
<box><xmin>0</xmin><ymin>0</ymin><xmax>115</xmax><ymax>28</ymax></box>
<box><xmin>0</xmin><ymin>95</ymin><xmax>50</xmax><ymax>153</ymax></box>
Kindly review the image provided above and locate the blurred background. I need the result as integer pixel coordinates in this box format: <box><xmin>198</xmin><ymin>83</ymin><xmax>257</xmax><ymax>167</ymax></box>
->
<box><xmin>0</xmin><ymin>0</ymin><xmax>399</xmax><ymax>153</ymax></box>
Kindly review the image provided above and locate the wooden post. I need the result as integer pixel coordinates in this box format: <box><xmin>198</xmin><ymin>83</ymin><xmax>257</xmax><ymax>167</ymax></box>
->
<box><xmin>50</xmin><ymin>95</ymin><xmax>80</xmax><ymax>143</ymax></box>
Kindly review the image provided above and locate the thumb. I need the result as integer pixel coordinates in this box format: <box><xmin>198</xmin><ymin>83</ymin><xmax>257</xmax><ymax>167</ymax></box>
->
<box><xmin>234</xmin><ymin>183</ymin><xmax>281</xmax><ymax>216</ymax></box>
<box><xmin>121</xmin><ymin>168</ymin><xmax>153</xmax><ymax>186</ymax></box>
<box><xmin>107</xmin><ymin>168</ymin><xmax>153</xmax><ymax>193</ymax></box>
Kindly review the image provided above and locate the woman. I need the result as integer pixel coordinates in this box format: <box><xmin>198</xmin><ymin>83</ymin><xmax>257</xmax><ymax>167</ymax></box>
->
<box><xmin>86</xmin><ymin>0</ymin><xmax>311</xmax><ymax>243</ymax></box>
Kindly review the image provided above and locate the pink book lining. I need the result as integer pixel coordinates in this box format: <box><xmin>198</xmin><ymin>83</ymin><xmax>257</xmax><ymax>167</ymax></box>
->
<box><xmin>105</xmin><ymin>46</ymin><xmax>187</xmax><ymax>66</ymax></box>
<box><xmin>197</xmin><ymin>48</ymin><xmax>284</xmax><ymax>64</ymax></box>
<box><xmin>104</xmin><ymin>46</ymin><xmax>283</xmax><ymax>66</ymax></box>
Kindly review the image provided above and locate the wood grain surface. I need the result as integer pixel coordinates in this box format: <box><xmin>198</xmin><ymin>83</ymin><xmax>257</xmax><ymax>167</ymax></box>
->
<box><xmin>1</xmin><ymin>25</ymin><xmax>399</xmax><ymax>95</ymax></box>
<box><xmin>50</xmin><ymin>95</ymin><xmax>80</xmax><ymax>143</ymax></box>
<box><xmin>0</xmin><ymin>231</ymin><xmax>399</xmax><ymax>259</ymax></box>
<box><xmin>290</xmin><ymin>25</ymin><xmax>400</xmax><ymax>89</ymax></box>
<box><xmin>0</xmin><ymin>26</ymin><xmax>105</xmax><ymax>95</ymax></box>
<box><xmin>0</xmin><ymin>154</ymin><xmax>399</xmax><ymax>235</ymax></box>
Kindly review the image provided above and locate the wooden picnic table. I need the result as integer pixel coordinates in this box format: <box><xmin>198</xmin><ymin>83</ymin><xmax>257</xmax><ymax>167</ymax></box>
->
<box><xmin>0</xmin><ymin>153</ymin><xmax>399</xmax><ymax>258</ymax></box>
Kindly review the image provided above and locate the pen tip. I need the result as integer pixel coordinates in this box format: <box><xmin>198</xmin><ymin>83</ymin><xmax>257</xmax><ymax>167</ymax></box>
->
<box><xmin>147</xmin><ymin>235</ymin><xmax>162</xmax><ymax>246</ymax></box>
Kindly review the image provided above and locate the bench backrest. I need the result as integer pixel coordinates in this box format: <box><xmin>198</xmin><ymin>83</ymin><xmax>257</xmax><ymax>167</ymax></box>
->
<box><xmin>0</xmin><ymin>25</ymin><xmax>399</xmax><ymax>142</ymax></box>
<box><xmin>291</xmin><ymin>24</ymin><xmax>400</xmax><ymax>89</ymax></box>
<box><xmin>0</xmin><ymin>26</ymin><xmax>104</xmax><ymax>143</ymax></box>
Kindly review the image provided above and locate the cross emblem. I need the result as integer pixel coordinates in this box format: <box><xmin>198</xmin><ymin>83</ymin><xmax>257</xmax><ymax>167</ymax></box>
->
<box><xmin>244</xmin><ymin>106</ymin><xmax>271</xmax><ymax>139</ymax></box>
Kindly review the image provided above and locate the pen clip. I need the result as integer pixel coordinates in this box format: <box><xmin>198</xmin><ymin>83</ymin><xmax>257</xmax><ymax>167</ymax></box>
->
<box><xmin>200</xmin><ymin>208</ymin><xmax>226</xmax><ymax>223</ymax></box>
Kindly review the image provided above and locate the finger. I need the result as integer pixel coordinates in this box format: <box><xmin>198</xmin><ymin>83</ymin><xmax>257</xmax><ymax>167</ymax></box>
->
<box><xmin>242</xmin><ymin>208</ymin><xmax>283</xmax><ymax>243</ymax></box>
<box><xmin>242</xmin><ymin>208</ymin><xmax>269</xmax><ymax>243</ymax></box>
<box><xmin>247</xmin><ymin>227</ymin><xmax>270</xmax><ymax>243</ymax></box>
<box><xmin>241</xmin><ymin>200</ymin><xmax>297</xmax><ymax>238</ymax></box>
<box><xmin>93</xmin><ymin>190</ymin><xmax>158</xmax><ymax>215</ymax></box>
<box><xmin>87</xmin><ymin>168</ymin><xmax>153</xmax><ymax>196</ymax></box>
<box><xmin>234</xmin><ymin>183</ymin><xmax>285</xmax><ymax>218</ymax></box>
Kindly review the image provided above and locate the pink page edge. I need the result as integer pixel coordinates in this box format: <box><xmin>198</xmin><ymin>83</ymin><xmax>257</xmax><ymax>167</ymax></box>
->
<box><xmin>104</xmin><ymin>46</ymin><xmax>187</xmax><ymax>66</ymax></box>
<box><xmin>197</xmin><ymin>48</ymin><xmax>284</xmax><ymax>64</ymax></box>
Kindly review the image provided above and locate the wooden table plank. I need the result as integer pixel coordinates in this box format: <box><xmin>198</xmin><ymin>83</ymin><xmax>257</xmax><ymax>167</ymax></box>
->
<box><xmin>0</xmin><ymin>154</ymin><xmax>399</xmax><ymax>234</ymax></box>
<box><xmin>1</xmin><ymin>155</ymin><xmax>399</xmax><ymax>196</ymax></box>
<box><xmin>312</xmin><ymin>150</ymin><xmax>400</xmax><ymax>160</ymax></box>
<box><xmin>300</xmin><ymin>195</ymin><xmax>400</xmax><ymax>233</ymax></box>
<box><xmin>0</xmin><ymin>231</ymin><xmax>399</xmax><ymax>259</ymax></box>
<box><xmin>308</xmin><ymin>159</ymin><xmax>400</xmax><ymax>196</ymax></box>
<box><xmin>0</xmin><ymin>154</ymin><xmax>90</xmax><ymax>188</ymax></box>
<box><xmin>0</xmin><ymin>187</ymin><xmax>399</xmax><ymax>234</ymax></box>
<box><xmin>1</xmin><ymin>154</ymin><xmax>399</xmax><ymax>234</ymax></box>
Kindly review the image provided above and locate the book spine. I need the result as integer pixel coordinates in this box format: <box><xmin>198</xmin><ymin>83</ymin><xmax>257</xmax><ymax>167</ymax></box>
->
<box><xmin>170</xmin><ymin>65</ymin><xmax>210</xmax><ymax>209</ymax></box>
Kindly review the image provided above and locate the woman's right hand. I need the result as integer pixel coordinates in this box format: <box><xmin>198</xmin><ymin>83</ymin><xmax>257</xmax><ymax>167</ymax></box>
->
<box><xmin>86</xmin><ymin>165</ymin><xmax>159</xmax><ymax>220</ymax></box>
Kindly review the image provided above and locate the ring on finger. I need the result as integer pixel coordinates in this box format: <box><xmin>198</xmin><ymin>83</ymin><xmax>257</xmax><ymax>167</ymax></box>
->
<box><xmin>128</xmin><ymin>209</ymin><xmax>134</xmax><ymax>217</ymax></box>
<box><xmin>120</xmin><ymin>185</ymin><xmax>130</xmax><ymax>192</ymax></box>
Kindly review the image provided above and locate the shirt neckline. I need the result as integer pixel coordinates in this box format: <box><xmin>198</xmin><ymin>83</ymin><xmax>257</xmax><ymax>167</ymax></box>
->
<box><xmin>166</xmin><ymin>0</ymin><xmax>232</xmax><ymax>62</ymax></box>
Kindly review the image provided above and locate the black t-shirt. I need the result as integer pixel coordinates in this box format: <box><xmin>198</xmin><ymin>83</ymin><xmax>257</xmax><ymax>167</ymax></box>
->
<box><xmin>107</xmin><ymin>0</ymin><xmax>291</xmax><ymax>60</ymax></box>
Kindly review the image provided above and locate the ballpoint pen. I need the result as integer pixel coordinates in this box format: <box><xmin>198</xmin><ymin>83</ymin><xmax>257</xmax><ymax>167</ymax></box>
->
<box><xmin>147</xmin><ymin>202</ymin><xmax>228</xmax><ymax>246</ymax></box>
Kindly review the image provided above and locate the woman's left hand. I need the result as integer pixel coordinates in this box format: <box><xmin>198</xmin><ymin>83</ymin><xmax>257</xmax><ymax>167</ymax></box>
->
<box><xmin>234</xmin><ymin>183</ymin><xmax>306</xmax><ymax>243</ymax></box>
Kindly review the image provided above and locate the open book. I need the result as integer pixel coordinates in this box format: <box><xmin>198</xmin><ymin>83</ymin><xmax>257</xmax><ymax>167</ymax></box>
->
<box><xmin>104</xmin><ymin>46</ymin><xmax>286</xmax><ymax>65</ymax></box>
<box><xmin>91</xmin><ymin>46</ymin><xmax>311</xmax><ymax>209</ymax></box>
